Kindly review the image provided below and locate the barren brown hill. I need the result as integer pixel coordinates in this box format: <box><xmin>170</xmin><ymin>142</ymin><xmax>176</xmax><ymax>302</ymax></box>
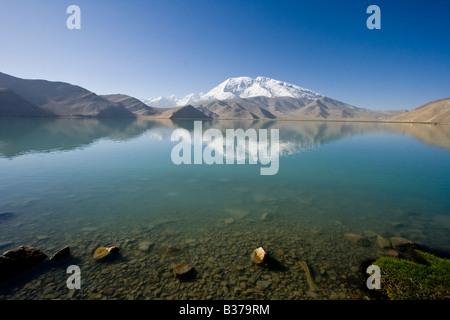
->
<box><xmin>161</xmin><ymin>105</ymin><xmax>211</xmax><ymax>119</ymax></box>
<box><xmin>102</xmin><ymin>94</ymin><xmax>161</xmax><ymax>116</ymax></box>
<box><xmin>194</xmin><ymin>96</ymin><xmax>405</xmax><ymax>120</ymax></box>
<box><xmin>0</xmin><ymin>88</ymin><xmax>55</xmax><ymax>117</ymax></box>
<box><xmin>391</xmin><ymin>98</ymin><xmax>450</xmax><ymax>123</ymax></box>
<box><xmin>195</xmin><ymin>99</ymin><xmax>277</xmax><ymax>119</ymax></box>
<box><xmin>0</xmin><ymin>72</ymin><xmax>135</xmax><ymax>118</ymax></box>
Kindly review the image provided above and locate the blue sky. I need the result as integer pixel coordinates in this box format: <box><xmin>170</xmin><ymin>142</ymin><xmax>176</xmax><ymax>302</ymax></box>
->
<box><xmin>0</xmin><ymin>0</ymin><xmax>449</xmax><ymax>110</ymax></box>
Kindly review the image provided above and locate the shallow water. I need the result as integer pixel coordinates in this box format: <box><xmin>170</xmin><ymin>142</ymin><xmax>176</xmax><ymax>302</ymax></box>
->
<box><xmin>0</xmin><ymin>118</ymin><xmax>449</xmax><ymax>300</ymax></box>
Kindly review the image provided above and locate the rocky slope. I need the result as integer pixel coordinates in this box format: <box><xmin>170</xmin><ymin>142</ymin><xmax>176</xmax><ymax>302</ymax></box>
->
<box><xmin>390</xmin><ymin>98</ymin><xmax>450</xmax><ymax>123</ymax></box>
<box><xmin>0</xmin><ymin>88</ymin><xmax>55</xmax><ymax>117</ymax></box>
<box><xmin>0</xmin><ymin>72</ymin><xmax>135</xmax><ymax>118</ymax></box>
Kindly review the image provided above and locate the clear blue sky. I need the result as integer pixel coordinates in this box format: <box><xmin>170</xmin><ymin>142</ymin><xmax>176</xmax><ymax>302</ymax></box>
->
<box><xmin>0</xmin><ymin>0</ymin><xmax>449</xmax><ymax>110</ymax></box>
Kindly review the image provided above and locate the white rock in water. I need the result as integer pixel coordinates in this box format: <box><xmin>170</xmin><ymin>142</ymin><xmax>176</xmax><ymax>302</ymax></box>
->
<box><xmin>251</xmin><ymin>247</ymin><xmax>266</xmax><ymax>264</ymax></box>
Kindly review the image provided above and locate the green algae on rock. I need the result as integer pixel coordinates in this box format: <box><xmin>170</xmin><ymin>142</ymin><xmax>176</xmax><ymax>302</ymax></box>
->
<box><xmin>374</xmin><ymin>249</ymin><xmax>450</xmax><ymax>300</ymax></box>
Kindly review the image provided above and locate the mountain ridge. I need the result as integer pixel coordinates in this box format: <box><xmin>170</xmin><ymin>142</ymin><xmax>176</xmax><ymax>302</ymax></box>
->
<box><xmin>0</xmin><ymin>71</ymin><xmax>413</xmax><ymax>121</ymax></box>
<box><xmin>101</xmin><ymin>94</ymin><xmax>160</xmax><ymax>116</ymax></box>
<box><xmin>193</xmin><ymin>96</ymin><xmax>406</xmax><ymax>121</ymax></box>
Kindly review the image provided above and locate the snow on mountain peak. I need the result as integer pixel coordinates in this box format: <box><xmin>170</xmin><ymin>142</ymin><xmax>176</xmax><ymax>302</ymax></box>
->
<box><xmin>143</xmin><ymin>76</ymin><xmax>323</xmax><ymax>108</ymax></box>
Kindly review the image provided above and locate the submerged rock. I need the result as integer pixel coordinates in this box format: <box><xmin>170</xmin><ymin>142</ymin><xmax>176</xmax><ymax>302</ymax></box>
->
<box><xmin>256</xmin><ymin>280</ymin><xmax>271</xmax><ymax>290</ymax></box>
<box><xmin>108</xmin><ymin>246</ymin><xmax>119</xmax><ymax>254</ymax></box>
<box><xmin>173</xmin><ymin>263</ymin><xmax>196</xmax><ymax>280</ymax></box>
<box><xmin>0</xmin><ymin>242</ymin><xmax>14</xmax><ymax>251</ymax></box>
<box><xmin>50</xmin><ymin>246</ymin><xmax>71</xmax><ymax>261</ymax></box>
<box><xmin>0</xmin><ymin>212</ymin><xmax>13</xmax><ymax>221</ymax></box>
<box><xmin>93</xmin><ymin>246</ymin><xmax>119</xmax><ymax>260</ymax></box>
<box><xmin>390</xmin><ymin>237</ymin><xmax>413</xmax><ymax>250</ymax></box>
<box><xmin>391</xmin><ymin>222</ymin><xmax>404</xmax><ymax>228</ymax></box>
<box><xmin>224</xmin><ymin>217</ymin><xmax>234</xmax><ymax>224</ymax></box>
<box><xmin>138</xmin><ymin>241</ymin><xmax>152</xmax><ymax>252</ymax></box>
<box><xmin>226</xmin><ymin>209</ymin><xmax>248</xmax><ymax>220</ymax></box>
<box><xmin>344</xmin><ymin>233</ymin><xmax>371</xmax><ymax>247</ymax></box>
<box><xmin>173</xmin><ymin>263</ymin><xmax>192</xmax><ymax>275</ymax></box>
<box><xmin>431</xmin><ymin>215</ymin><xmax>450</xmax><ymax>230</ymax></box>
<box><xmin>93</xmin><ymin>247</ymin><xmax>109</xmax><ymax>260</ymax></box>
<box><xmin>299</xmin><ymin>260</ymin><xmax>318</xmax><ymax>293</ymax></box>
<box><xmin>261</xmin><ymin>212</ymin><xmax>273</xmax><ymax>221</ymax></box>
<box><xmin>164</xmin><ymin>245</ymin><xmax>180</xmax><ymax>255</ymax></box>
<box><xmin>363</xmin><ymin>230</ymin><xmax>378</xmax><ymax>238</ymax></box>
<box><xmin>376</xmin><ymin>235</ymin><xmax>391</xmax><ymax>249</ymax></box>
<box><xmin>0</xmin><ymin>245</ymin><xmax>48</xmax><ymax>282</ymax></box>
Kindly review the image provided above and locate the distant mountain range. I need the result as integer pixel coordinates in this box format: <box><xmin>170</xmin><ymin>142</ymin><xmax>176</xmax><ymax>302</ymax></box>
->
<box><xmin>143</xmin><ymin>76</ymin><xmax>405</xmax><ymax>121</ymax></box>
<box><xmin>2</xmin><ymin>71</ymin><xmax>448</xmax><ymax>122</ymax></box>
<box><xmin>143</xmin><ymin>76</ymin><xmax>323</xmax><ymax>108</ymax></box>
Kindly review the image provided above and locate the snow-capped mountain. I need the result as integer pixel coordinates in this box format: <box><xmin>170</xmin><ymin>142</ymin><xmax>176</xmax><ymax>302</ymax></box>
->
<box><xmin>143</xmin><ymin>95</ymin><xmax>179</xmax><ymax>109</ymax></box>
<box><xmin>177</xmin><ymin>93</ymin><xmax>204</xmax><ymax>106</ymax></box>
<box><xmin>201</xmin><ymin>76</ymin><xmax>323</xmax><ymax>101</ymax></box>
<box><xmin>143</xmin><ymin>76</ymin><xmax>323</xmax><ymax>108</ymax></box>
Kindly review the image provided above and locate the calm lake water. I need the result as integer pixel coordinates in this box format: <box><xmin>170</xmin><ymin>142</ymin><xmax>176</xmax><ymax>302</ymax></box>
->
<box><xmin>0</xmin><ymin>118</ymin><xmax>449</xmax><ymax>300</ymax></box>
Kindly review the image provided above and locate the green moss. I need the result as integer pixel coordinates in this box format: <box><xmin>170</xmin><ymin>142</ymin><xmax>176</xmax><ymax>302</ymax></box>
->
<box><xmin>373</xmin><ymin>249</ymin><xmax>450</xmax><ymax>300</ymax></box>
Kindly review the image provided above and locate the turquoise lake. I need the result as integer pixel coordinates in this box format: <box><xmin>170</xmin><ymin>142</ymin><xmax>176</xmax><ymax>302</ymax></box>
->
<box><xmin>0</xmin><ymin>118</ymin><xmax>449</xmax><ymax>300</ymax></box>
